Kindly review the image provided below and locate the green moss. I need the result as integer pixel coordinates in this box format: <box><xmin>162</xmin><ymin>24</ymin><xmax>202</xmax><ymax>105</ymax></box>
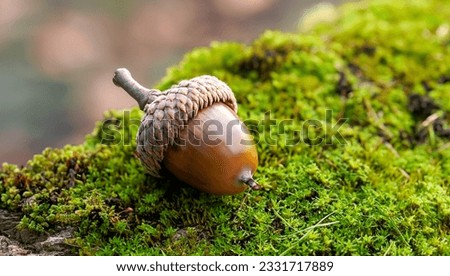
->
<box><xmin>1</xmin><ymin>0</ymin><xmax>450</xmax><ymax>255</ymax></box>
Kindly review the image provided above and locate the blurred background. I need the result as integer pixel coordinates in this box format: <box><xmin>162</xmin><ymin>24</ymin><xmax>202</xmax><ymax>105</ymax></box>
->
<box><xmin>0</xmin><ymin>0</ymin><xmax>344</xmax><ymax>165</ymax></box>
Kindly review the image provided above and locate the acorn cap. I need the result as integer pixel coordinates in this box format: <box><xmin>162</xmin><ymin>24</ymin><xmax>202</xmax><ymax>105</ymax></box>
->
<box><xmin>113</xmin><ymin>68</ymin><xmax>238</xmax><ymax>177</ymax></box>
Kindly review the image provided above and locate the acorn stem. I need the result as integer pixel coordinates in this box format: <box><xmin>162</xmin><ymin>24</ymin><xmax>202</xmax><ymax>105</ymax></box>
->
<box><xmin>242</xmin><ymin>176</ymin><xmax>261</xmax><ymax>190</ymax></box>
<box><xmin>113</xmin><ymin>68</ymin><xmax>160</xmax><ymax>110</ymax></box>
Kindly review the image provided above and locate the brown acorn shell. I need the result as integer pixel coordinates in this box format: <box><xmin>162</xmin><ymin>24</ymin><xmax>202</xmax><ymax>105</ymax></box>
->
<box><xmin>163</xmin><ymin>103</ymin><xmax>258</xmax><ymax>195</ymax></box>
<box><xmin>113</xmin><ymin>69</ymin><xmax>259</xmax><ymax>194</ymax></box>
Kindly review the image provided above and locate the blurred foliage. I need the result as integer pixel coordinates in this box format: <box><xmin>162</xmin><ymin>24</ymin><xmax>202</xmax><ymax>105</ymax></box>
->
<box><xmin>1</xmin><ymin>0</ymin><xmax>450</xmax><ymax>255</ymax></box>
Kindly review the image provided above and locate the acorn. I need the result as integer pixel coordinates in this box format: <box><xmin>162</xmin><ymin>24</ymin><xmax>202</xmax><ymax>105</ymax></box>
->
<box><xmin>112</xmin><ymin>68</ymin><xmax>260</xmax><ymax>195</ymax></box>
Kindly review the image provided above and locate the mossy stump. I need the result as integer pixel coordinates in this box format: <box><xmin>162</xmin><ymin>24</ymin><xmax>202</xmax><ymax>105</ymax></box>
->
<box><xmin>1</xmin><ymin>0</ymin><xmax>450</xmax><ymax>255</ymax></box>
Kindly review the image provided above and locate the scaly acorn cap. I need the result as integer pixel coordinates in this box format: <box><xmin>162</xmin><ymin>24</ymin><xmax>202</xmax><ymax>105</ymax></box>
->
<box><xmin>113</xmin><ymin>68</ymin><xmax>238</xmax><ymax>177</ymax></box>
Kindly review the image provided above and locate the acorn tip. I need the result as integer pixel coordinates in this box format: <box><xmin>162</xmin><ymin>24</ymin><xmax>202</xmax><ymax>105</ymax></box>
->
<box><xmin>245</xmin><ymin>178</ymin><xmax>261</xmax><ymax>190</ymax></box>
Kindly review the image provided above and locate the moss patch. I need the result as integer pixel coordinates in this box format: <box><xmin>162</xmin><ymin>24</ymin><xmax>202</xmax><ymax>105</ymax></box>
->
<box><xmin>1</xmin><ymin>0</ymin><xmax>450</xmax><ymax>255</ymax></box>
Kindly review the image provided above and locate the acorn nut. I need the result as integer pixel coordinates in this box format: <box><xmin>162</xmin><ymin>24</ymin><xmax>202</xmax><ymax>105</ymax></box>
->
<box><xmin>113</xmin><ymin>68</ymin><xmax>260</xmax><ymax>195</ymax></box>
